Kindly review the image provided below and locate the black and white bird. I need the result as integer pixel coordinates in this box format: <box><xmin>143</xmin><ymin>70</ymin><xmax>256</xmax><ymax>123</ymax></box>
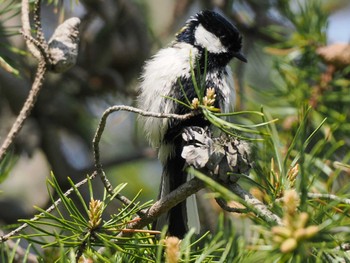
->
<box><xmin>138</xmin><ymin>10</ymin><xmax>246</xmax><ymax>238</ymax></box>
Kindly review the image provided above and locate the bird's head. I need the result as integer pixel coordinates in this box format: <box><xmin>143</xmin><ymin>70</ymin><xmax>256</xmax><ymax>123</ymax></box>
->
<box><xmin>176</xmin><ymin>10</ymin><xmax>247</xmax><ymax>65</ymax></box>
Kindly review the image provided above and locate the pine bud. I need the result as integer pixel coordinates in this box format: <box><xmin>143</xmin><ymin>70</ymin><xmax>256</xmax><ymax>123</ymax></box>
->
<box><xmin>271</xmin><ymin>226</ymin><xmax>292</xmax><ymax>238</ymax></box>
<box><xmin>191</xmin><ymin>98</ymin><xmax>199</xmax><ymax>109</ymax></box>
<box><xmin>303</xmin><ymin>225</ymin><xmax>319</xmax><ymax>239</ymax></box>
<box><xmin>165</xmin><ymin>236</ymin><xmax>180</xmax><ymax>263</ymax></box>
<box><xmin>280</xmin><ymin>238</ymin><xmax>297</xmax><ymax>253</ymax></box>
<box><xmin>88</xmin><ymin>199</ymin><xmax>103</xmax><ymax>230</ymax></box>
<box><xmin>283</xmin><ymin>189</ymin><xmax>300</xmax><ymax>215</ymax></box>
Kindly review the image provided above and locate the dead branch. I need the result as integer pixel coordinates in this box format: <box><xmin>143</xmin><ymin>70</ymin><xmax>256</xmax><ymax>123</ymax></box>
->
<box><xmin>0</xmin><ymin>0</ymin><xmax>80</xmax><ymax>163</ymax></box>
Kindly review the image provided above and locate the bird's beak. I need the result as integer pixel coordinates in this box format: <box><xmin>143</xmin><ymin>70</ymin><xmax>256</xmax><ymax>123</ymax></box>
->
<box><xmin>234</xmin><ymin>51</ymin><xmax>247</xmax><ymax>63</ymax></box>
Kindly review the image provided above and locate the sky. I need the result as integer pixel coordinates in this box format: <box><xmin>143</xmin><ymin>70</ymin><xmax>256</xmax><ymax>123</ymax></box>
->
<box><xmin>327</xmin><ymin>3</ymin><xmax>350</xmax><ymax>43</ymax></box>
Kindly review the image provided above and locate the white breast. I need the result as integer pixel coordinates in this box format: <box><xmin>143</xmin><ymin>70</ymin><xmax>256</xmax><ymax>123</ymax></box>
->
<box><xmin>138</xmin><ymin>42</ymin><xmax>198</xmax><ymax>148</ymax></box>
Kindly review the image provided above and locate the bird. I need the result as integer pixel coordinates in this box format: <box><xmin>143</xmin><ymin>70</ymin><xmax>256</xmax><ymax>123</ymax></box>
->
<box><xmin>138</xmin><ymin>10</ymin><xmax>246</xmax><ymax>238</ymax></box>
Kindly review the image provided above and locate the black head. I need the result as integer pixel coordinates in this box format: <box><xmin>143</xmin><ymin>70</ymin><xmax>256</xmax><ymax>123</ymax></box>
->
<box><xmin>176</xmin><ymin>10</ymin><xmax>246</xmax><ymax>64</ymax></box>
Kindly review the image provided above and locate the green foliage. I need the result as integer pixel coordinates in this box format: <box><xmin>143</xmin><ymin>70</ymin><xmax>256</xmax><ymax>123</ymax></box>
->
<box><xmin>0</xmin><ymin>152</ymin><xmax>16</xmax><ymax>184</ymax></box>
<box><xmin>4</xmin><ymin>172</ymin><xmax>254</xmax><ymax>262</ymax></box>
<box><xmin>0</xmin><ymin>0</ymin><xmax>25</xmax><ymax>76</ymax></box>
<box><xmin>15</xmin><ymin>174</ymin><xmax>157</xmax><ymax>261</ymax></box>
<box><xmin>0</xmin><ymin>240</ymin><xmax>33</xmax><ymax>263</ymax></box>
<box><xmin>202</xmin><ymin>107</ymin><xmax>276</xmax><ymax>141</ymax></box>
<box><xmin>0</xmin><ymin>0</ymin><xmax>22</xmax><ymax>27</ymax></box>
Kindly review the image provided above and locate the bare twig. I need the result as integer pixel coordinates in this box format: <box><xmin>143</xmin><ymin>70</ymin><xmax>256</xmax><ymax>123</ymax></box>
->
<box><xmin>119</xmin><ymin>177</ymin><xmax>205</xmax><ymax>236</ymax></box>
<box><xmin>215</xmin><ymin>198</ymin><xmax>249</xmax><ymax>213</ymax></box>
<box><xmin>92</xmin><ymin>105</ymin><xmax>195</xmax><ymax>206</ymax></box>
<box><xmin>20</xmin><ymin>31</ymin><xmax>51</xmax><ymax>63</ymax></box>
<box><xmin>21</xmin><ymin>0</ymin><xmax>41</xmax><ymax>60</ymax></box>
<box><xmin>307</xmin><ymin>193</ymin><xmax>350</xmax><ymax>205</ymax></box>
<box><xmin>0</xmin><ymin>0</ymin><xmax>49</xmax><ymax>162</ymax></box>
<box><xmin>33</xmin><ymin>0</ymin><xmax>46</xmax><ymax>44</ymax></box>
<box><xmin>0</xmin><ymin>0</ymin><xmax>80</xmax><ymax>162</ymax></box>
<box><xmin>0</xmin><ymin>172</ymin><xmax>97</xmax><ymax>243</ymax></box>
<box><xmin>0</xmin><ymin>61</ymin><xmax>47</xmax><ymax>162</ymax></box>
<box><xmin>228</xmin><ymin>183</ymin><xmax>283</xmax><ymax>225</ymax></box>
<box><xmin>32</xmin><ymin>0</ymin><xmax>52</xmax><ymax>65</ymax></box>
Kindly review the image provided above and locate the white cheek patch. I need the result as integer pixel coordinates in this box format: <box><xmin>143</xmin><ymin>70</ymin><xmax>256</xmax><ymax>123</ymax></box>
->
<box><xmin>194</xmin><ymin>24</ymin><xmax>227</xmax><ymax>53</ymax></box>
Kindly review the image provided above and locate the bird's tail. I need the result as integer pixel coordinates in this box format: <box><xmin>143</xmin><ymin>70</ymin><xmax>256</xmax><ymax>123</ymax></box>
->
<box><xmin>154</xmin><ymin>144</ymin><xmax>200</xmax><ymax>238</ymax></box>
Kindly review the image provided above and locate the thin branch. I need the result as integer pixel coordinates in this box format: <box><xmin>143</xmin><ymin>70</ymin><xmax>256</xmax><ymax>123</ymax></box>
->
<box><xmin>0</xmin><ymin>172</ymin><xmax>97</xmax><ymax>243</ymax></box>
<box><xmin>92</xmin><ymin>105</ymin><xmax>195</xmax><ymax>207</ymax></box>
<box><xmin>307</xmin><ymin>193</ymin><xmax>350</xmax><ymax>205</ymax></box>
<box><xmin>189</xmin><ymin>167</ymin><xmax>283</xmax><ymax>226</ymax></box>
<box><xmin>275</xmin><ymin>193</ymin><xmax>350</xmax><ymax>206</ymax></box>
<box><xmin>20</xmin><ymin>31</ymin><xmax>52</xmax><ymax>65</ymax></box>
<box><xmin>0</xmin><ymin>61</ymin><xmax>47</xmax><ymax>162</ymax></box>
<box><xmin>215</xmin><ymin>198</ymin><xmax>249</xmax><ymax>213</ymax></box>
<box><xmin>336</xmin><ymin>243</ymin><xmax>350</xmax><ymax>251</ymax></box>
<box><xmin>21</xmin><ymin>0</ymin><xmax>41</xmax><ymax>60</ymax></box>
<box><xmin>33</xmin><ymin>0</ymin><xmax>46</xmax><ymax>44</ymax></box>
<box><xmin>0</xmin><ymin>0</ymin><xmax>50</xmax><ymax>162</ymax></box>
<box><xmin>119</xmin><ymin>177</ymin><xmax>205</xmax><ymax>236</ymax></box>
<box><xmin>228</xmin><ymin>183</ymin><xmax>283</xmax><ymax>225</ymax></box>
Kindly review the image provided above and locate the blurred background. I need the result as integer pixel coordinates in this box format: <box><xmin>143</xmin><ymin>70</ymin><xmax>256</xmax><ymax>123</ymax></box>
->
<box><xmin>0</xmin><ymin>0</ymin><xmax>349</xmax><ymax>234</ymax></box>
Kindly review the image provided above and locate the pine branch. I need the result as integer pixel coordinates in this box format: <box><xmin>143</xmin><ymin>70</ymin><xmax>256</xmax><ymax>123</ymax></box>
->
<box><xmin>0</xmin><ymin>172</ymin><xmax>97</xmax><ymax>243</ymax></box>
<box><xmin>0</xmin><ymin>230</ymin><xmax>38</xmax><ymax>263</ymax></box>
<box><xmin>228</xmin><ymin>182</ymin><xmax>283</xmax><ymax>225</ymax></box>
